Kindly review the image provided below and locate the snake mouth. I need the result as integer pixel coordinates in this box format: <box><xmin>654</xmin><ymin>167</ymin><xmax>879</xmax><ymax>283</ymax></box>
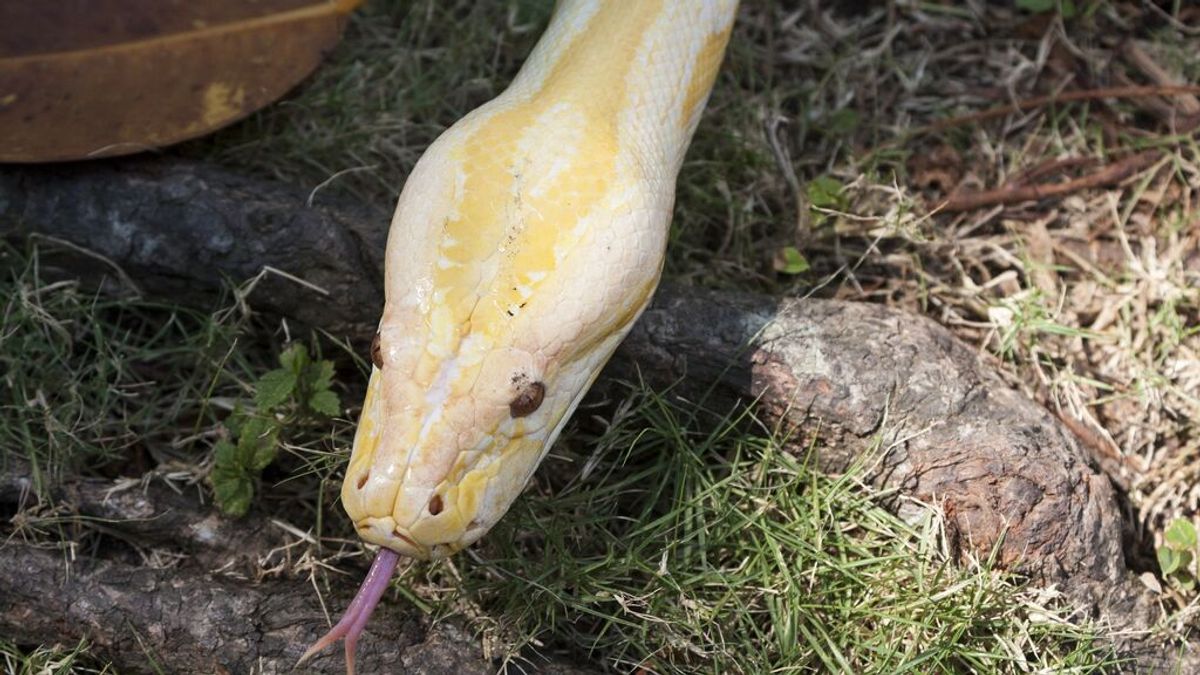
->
<box><xmin>355</xmin><ymin>515</ymin><xmax>465</xmax><ymax>560</ymax></box>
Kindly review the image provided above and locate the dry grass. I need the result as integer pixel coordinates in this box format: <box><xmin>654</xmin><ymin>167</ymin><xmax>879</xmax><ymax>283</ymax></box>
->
<box><xmin>200</xmin><ymin>0</ymin><xmax>1200</xmax><ymax>593</ymax></box>
<box><xmin>195</xmin><ymin>0</ymin><xmax>1200</xmax><ymax>636</ymax></box>
<box><xmin>5</xmin><ymin>0</ymin><xmax>1196</xmax><ymax>670</ymax></box>
<box><xmin>741</xmin><ymin>1</ymin><xmax>1200</xmax><ymax>597</ymax></box>
<box><xmin>0</xmin><ymin>252</ymin><xmax>1118</xmax><ymax>673</ymax></box>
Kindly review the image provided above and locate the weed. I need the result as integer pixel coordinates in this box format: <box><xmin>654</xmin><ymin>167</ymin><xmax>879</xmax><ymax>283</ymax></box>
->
<box><xmin>209</xmin><ymin>343</ymin><xmax>342</xmax><ymax>516</ymax></box>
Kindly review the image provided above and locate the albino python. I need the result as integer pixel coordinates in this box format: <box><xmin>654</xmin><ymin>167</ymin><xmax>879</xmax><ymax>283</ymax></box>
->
<box><xmin>300</xmin><ymin>1</ymin><xmax>738</xmax><ymax>670</ymax></box>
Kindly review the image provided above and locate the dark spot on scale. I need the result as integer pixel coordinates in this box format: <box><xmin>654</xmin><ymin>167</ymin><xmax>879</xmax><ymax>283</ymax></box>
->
<box><xmin>370</xmin><ymin>332</ymin><xmax>383</xmax><ymax>368</ymax></box>
<box><xmin>506</xmin><ymin>309</ymin><xmax>514</xmax><ymax>317</ymax></box>
<box><xmin>356</xmin><ymin>472</ymin><xmax>369</xmax><ymax>490</ymax></box>
<box><xmin>509</xmin><ymin>381</ymin><xmax>545</xmax><ymax>417</ymax></box>
<box><xmin>428</xmin><ymin>494</ymin><xmax>444</xmax><ymax>515</ymax></box>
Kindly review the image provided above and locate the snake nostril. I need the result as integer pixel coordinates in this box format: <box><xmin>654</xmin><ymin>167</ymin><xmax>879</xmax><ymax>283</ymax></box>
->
<box><xmin>356</xmin><ymin>471</ymin><xmax>369</xmax><ymax>490</ymax></box>
<box><xmin>428</xmin><ymin>494</ymin><xmax>444</xmax><ymax>515</ymax></box>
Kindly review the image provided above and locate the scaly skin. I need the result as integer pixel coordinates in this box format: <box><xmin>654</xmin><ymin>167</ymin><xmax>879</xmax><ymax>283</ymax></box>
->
<box><xmin>302</xmin><ymin>1</ymin><xmax>738</xmax><ymax>670</ymax></box>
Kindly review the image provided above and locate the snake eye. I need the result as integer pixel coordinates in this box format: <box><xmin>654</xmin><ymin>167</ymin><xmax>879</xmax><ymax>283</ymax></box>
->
<box><xmin>509</xmin><ymin>381</ymin><xmax>545</xmax><ymax>417</ymax></box>
<box><xmin>370</xmin><ymin>332</ymin><xmax>383</xmax><ymax>368</ymax></box>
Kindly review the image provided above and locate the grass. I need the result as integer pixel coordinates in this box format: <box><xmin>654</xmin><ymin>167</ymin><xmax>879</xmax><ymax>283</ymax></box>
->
<box><xmin>0</xmin><ymin>242</ymin><xmax>355</xmax><ymax>521</ymax></box>
<box><xmin>415</xmin><ymin>388</ymin><xmax>1119</xmax><ymax>673</ymax></box>
<box><xmin>196</xmin><ymin>0</ymin><xmax>1200</xmax><ymax>548</ymax></box>
<box><xmin>0</xmin><ymin>247</ymin><xmax>226</xmax><ymax>492</ymax></box>
<box><xmin>4</xmin><ymin>0</ymin><xmax>1200</xmax><ymax>670</ymax></box>
<box><xmin>0</xmin><ymin>639</ymin><xmax>114</xmax><ymax>675</ymax></box>
<box><xmin>0</xmin><ymin>246</ymin><xmax>1116</xmax><ymax>672</ymax></box>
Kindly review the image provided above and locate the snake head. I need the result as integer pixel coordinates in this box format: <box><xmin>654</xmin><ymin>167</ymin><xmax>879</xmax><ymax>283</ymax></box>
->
<box><xmin>341</xmin><ymin>330</ymin><xmax>619</xmax><ymax>560</ymax></box>
<box><xmin>338</xmin><ymin>116</ymin><xmax>670</xmax><ymax>559</ymax></box>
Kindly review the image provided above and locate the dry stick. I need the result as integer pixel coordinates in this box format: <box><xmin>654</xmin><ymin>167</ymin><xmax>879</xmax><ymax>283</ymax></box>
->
<box><xmin>863</xmin><ymin>84</ymin><xmax>1200</xmax><ymax>162</ymax></box>
<box><xmin>1121</xmin><ymin>42</ymin><xmax>1200</xmax><ymax>115</ymax></box>
<box><xmin>917</xmin><ymin>84</ymin><xmax>1197</xmax><ymax>212</ymax></box>
<box><xmin>936</xmin><ymin>150</ymin><xmax>1162</xmax><ymax>212</ymax></box>
<box><xmin>917</xmin><ymin>84</ymin><xmax>1200</xmax><ymax>137</ymax></box>
<box><xmin>1010</xmin><ymin>155</ymin><xmax>1099</xmax><ymax>187</ymax></box>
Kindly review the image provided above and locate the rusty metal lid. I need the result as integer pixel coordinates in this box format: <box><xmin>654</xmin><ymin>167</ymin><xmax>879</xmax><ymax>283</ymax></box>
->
<box><xmin>0</xmin><ymin>0</ymin><xmax>362</xmax><ymax>162</ymax></box>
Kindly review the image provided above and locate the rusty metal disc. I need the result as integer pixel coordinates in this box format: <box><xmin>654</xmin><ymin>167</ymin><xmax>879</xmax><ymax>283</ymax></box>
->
<box><xmin>0</xmin><ymin>0</ymin><xmax>362</xmax><ymax>162</ymax></box>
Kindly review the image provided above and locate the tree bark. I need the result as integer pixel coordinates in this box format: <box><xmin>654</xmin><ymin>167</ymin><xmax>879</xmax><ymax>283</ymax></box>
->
<box><xmin>0</xmin><ymin>158</ymin><xmax>1191</xmax><ymax>670</ymax></box>
<box><xmin>0</xmin><ymin>469</ymin><xmax>589</xmax><ymax>674</ymax></box>
<box><xmin>0</xmin><ymin>158</ymin><xmax>390</xmax><ymax>341</ymax></box>
<box><xmin>1</xmin><ymin>543</ymin><xmax>483</xmax><ymax>675</ymax></box>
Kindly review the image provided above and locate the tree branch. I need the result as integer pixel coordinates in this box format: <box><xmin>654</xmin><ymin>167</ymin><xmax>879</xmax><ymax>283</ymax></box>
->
<box><xmin>937</xmin><ymin>150</ymin><xmax>1162</xmax><ymax>212</ymax></box>
<box><xmin>0</xmin><ymin>468</ymin><xmax>588</xmax><ymax>674</ymax></box>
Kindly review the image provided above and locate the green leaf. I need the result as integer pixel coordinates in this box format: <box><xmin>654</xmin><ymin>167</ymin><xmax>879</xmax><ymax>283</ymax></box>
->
<box><xmin>1159</xmin><ymin>546</ymin><xmax>1181</xmax><ymax>575</ymax></box>
<box><xmin>212</xmin><ymin>466</ymin><xmax>254</xmax><ymax>517</ymax></box>
<box><xmin>255</xmin><ymin>368</ymin><xmax>296</xmax><ymax>410</ymax></box>
<box><xmin>308</xmin><ymin>389</ymin><xmax>341</xmax><ymax>417</ymax></box>
<box><xmin>823</xmin><ymin>109</ymin><xmax>859</xmax><ymax>137</ymax></box>
<box><xmin>775</xmin><ymin>247</ymin><xmax>810</xmax><ymax>275</ymax></box>
<box><xmin>224</xmin><ymin>402</ymin><xmax>248</xmax><ymax>436</ymax></box>
<box><xmin>238</xmin><ymin>416</ymin><xmax>280</xmax><ymax>472</ymax></box>
<box><xmin>279</xmin><ymin>342</ymin><xmax>309</xmax><ymax>374</ymax></box>
<box><xmin>1165</xmin><ymin>518</ymin><xmax>1197</xmax><ymax>551</ymax></box>
<box><xmin>310</xmin><ymin>360</ymin><xmax>336</xmax><ymax>392</ymax></box>
<box><xmin>1016</xmin><ymin>0</ymin><xmax>1075</xmax><ymax>16</ymax></box>
<box><xmin>213</xmin><ymin>439</ymin><xmax>238</xmax><ymax>466</ymax></box>
<box><xmin>1017</xmin><ymin>0</ymin><xmax>1054</xmax><ymax>11</ymax></box>
<box><xmin>806</xmin><ymin>175</ymin><xmax>844</xmax><ymax>210</ymax></box>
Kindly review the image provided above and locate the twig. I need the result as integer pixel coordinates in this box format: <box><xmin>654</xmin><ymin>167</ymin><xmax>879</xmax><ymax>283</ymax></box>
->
<box><xmin>1010</xmin><ymin>156</ymin><xmax>1099</xmax><ymax>187</ymax></box>
<box><xmin>1121</xmin><ymin>42</ymin><xmax>1200</xmax><ymax>115</ymax></box>
<box><xmin>918</xmin><ymin>84</ymin><xmax>1200</xmax><ymax>137</ymax></box>
<box><xmin>936</xmin><ymin>151</ymin><xmax>1162</xmax><ymax>213</ymax></box>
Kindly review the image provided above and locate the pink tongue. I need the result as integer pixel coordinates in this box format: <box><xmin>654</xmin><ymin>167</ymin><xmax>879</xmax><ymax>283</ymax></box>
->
<box><xmin>297</xmin><ymin>548</ymin><xmax>402</xmax><ymax>675</ymax></box>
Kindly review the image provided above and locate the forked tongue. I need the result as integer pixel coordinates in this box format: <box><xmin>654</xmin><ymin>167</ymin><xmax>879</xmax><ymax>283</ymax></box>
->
<box><xmin>297</xmin><ymin>548</ymin><xmax>402</xmax><ymax>674</ymax></box>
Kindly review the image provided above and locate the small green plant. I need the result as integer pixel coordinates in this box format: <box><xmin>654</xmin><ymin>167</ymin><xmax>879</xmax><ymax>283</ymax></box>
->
<box><xmin>1157</xmin><ymin>518</ymin><xmax>1198</xmax><ymax>592</ymax></box>
<box><xmin>1016</xmin><ymin>0</ymin><xmax>1078</xmax><ymax>18</ymax></box>
<box><xmin>773</xmin><ymin>245</ymin><xmax>811</xmax><ymax>275</ymax></box>
<box><xmin>210</xmin><ymin>342</ymin><xmax>341</xmax><ymax>516</ymax></box>
<box><xmin>806</xmin><ymin>174</ymin><xmax>846</xmax><ymax>212</ymax></box>
<box><xmin>801</xmin><ymin>174</ymin><xmax>847</xmax><ymax>235</ymax></box>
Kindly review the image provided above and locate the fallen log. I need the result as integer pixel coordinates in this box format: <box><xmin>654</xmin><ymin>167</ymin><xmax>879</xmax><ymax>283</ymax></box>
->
<box><xmin>0</xmin><ymin>469</ymin><xmax>589</xmax><ymax>674</ymax></box>
<box><xmin>0</xmin><ymin>542</ymin><xmax>491</xmax><ymax>675</ymax></box>
<box><xmin>0</xmin><ymin>158</ymin><xmax>390</xmax><ymax>340</ymax></box>
<box><xmin>0</xmin><ymin>158</ymin><xmax>1191</xmax><ymax>670</ymax></box>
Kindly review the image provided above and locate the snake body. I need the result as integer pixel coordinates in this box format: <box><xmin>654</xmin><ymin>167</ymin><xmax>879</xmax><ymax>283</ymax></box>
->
<box><xmin>304</xmin><ymin>1</ymin><xmax>738</xmax><ymax>668</ymax></box>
